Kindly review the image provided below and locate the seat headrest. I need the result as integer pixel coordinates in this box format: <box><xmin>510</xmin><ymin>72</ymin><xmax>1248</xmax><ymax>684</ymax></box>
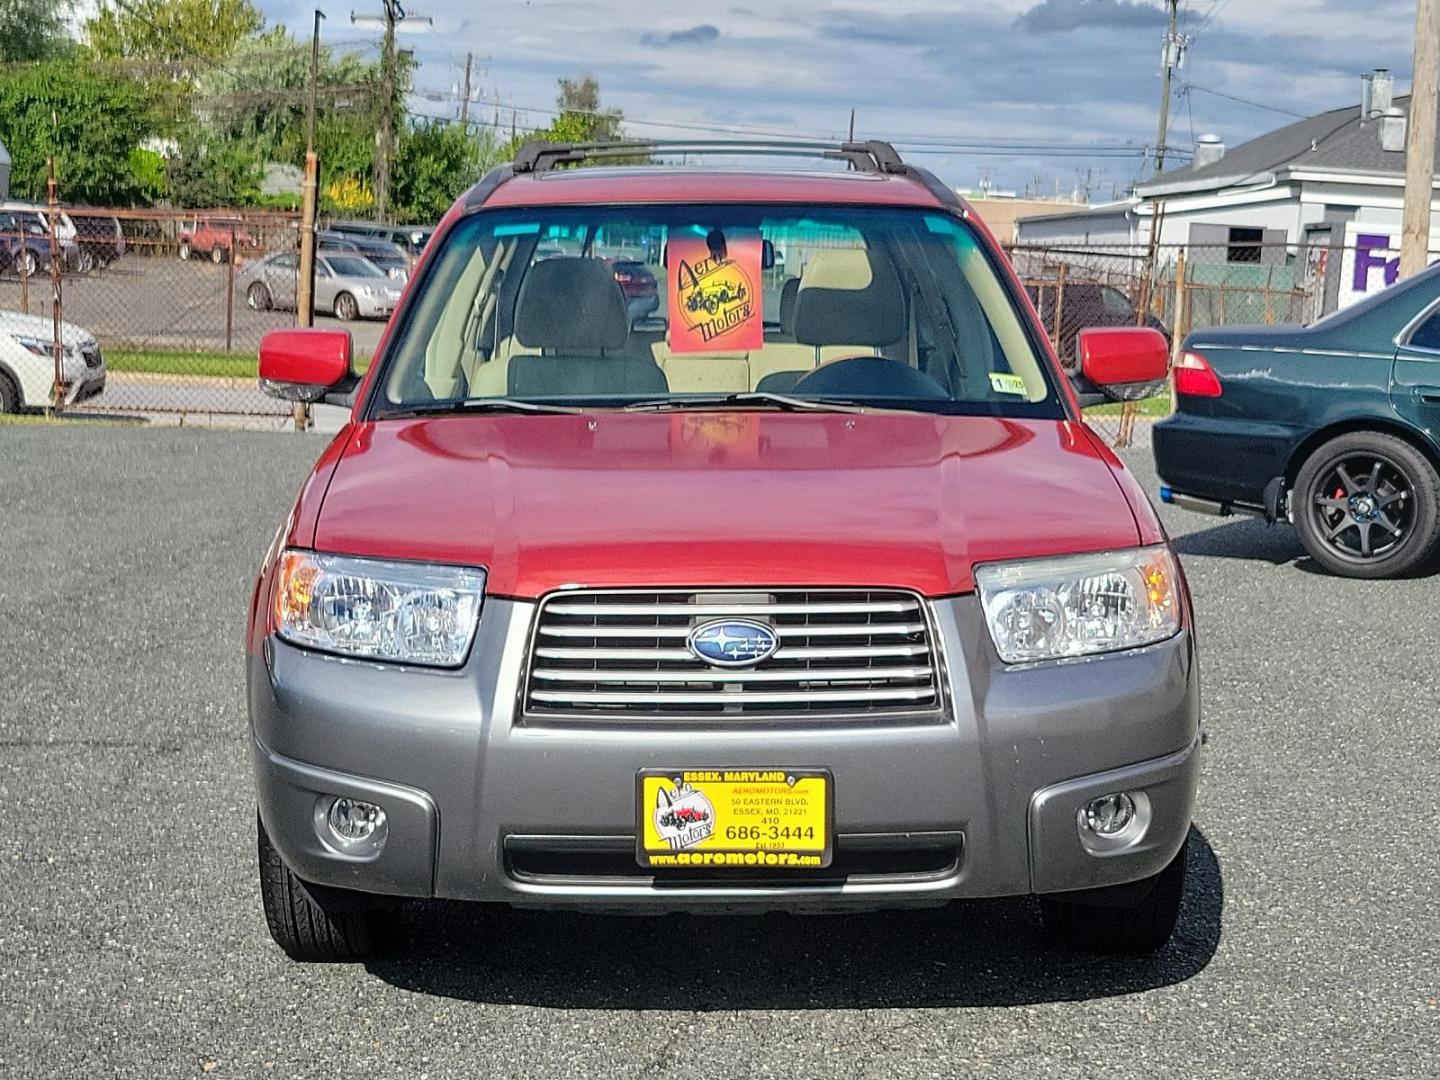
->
<box><xmin>515</xmin><ymin>257</ymin><xmax>629</xmax><ymax>350</ymax></box>
<box><xmin>778</xmin><ymin>277</ymin><xmax>801</xmax><ymax>336</ymax></box>
<box><xmin>793</xmin><ymin>250</ymin><xmax>904</xmax><ymax>348</ymax></box>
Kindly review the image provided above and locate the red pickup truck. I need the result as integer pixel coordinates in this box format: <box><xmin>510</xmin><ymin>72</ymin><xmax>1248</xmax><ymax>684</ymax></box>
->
<box><xmin>178</xmin><ymin>217</ymin><xmax>258</xmax><ymax>264</ymax></box>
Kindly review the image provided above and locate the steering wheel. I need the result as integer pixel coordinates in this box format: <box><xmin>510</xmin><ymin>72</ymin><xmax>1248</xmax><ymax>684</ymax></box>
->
<box><xmin>792</xmin><ymin>357</ymin><xmax>950</xmax><ymax>400</ymax></box>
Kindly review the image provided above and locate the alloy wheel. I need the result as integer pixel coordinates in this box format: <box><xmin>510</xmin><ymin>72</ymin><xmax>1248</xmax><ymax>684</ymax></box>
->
<box><xmin>1309</xmin><ymin>452</ymin><xmax>1414</xmax><ymax>562</ymax></box>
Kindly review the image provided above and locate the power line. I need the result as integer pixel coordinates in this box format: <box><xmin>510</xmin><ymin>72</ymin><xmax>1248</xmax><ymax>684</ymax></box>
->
<box><xmin>406</xmin><ymin>96</ymin><xmax>1159</xmax><ymax>156</ymax></box>
<box><xmin>1191</xmin><ymin>0</ymin><xmax>1233</xmax><ymax>34</ymax></box>
<box><xmin>403</xmin><ymin>106</ymin><xmax>1171</xmax><ymax>162</ymax></box>
<box><xmin>1182</xmin><ymin>83</ymin><xmax>1308</xmax><ymax>119</ymax></box>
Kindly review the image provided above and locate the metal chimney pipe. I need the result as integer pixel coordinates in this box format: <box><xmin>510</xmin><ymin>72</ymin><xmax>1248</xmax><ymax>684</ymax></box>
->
<box><xmin>1373</xmin><ymin>68</ymin><xmax>1395</xmax><ymax>114</ymax></box>
<box><xmin>1380</xmin><ymin>106</ymin><xmax>1407</xmax><ymax>152</ymax></box>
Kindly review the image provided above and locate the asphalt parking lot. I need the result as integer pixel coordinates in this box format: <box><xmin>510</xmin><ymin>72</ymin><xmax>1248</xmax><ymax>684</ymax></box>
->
<box><xmin>1</xmin><ymin>424</ymin><xmax>1436</xmax><ymax>1078</ymax></box>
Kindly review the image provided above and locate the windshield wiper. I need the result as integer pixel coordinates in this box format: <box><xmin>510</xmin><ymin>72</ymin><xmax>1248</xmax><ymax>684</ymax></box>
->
<box><xmin>623</xmin><ymin>392</ymin><xmax>872</xmax><ymax>414</ymax></box>
<box><xmin>388</xmin><ymin>397</ymin><xmax>584</xmax><ymax>417</ymax></box>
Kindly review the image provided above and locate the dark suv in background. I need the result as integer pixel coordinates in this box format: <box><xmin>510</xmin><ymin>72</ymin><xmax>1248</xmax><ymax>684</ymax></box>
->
<box><xmin>70</xmin><ymin>212</ymin><xmax>126</xmax><ymax>271</ymax></box>
<box><xmin>1025</xmin><ymin>282</ymin><xmax>1170</xmax><ymax>369</ymax></box>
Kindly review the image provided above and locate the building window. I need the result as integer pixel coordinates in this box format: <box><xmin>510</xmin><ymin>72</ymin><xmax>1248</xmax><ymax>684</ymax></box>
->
<box><xmin>1227</xmin><ymin>227</ymin><xmax>1264</xmax><ymax>264</ymax></box>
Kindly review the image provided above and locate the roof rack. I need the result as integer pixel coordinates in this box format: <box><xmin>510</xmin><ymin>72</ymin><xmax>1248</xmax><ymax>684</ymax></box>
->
<box><xmin>511</xmin><ymin>138</ymin><xmax>913</xmax><ymax>176</ymax></box>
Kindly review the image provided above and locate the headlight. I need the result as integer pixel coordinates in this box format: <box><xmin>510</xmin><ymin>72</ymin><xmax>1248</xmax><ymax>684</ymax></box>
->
<box><xmin>975</xmin><ymin>545</ymin><xmax>1181</xmax><ymax>664</ymax></box>
<box><xmin>14</xmin><ymin>335</ymin><xmax>50</xmax><ymax>357</ymax></box>
<box><xmin>274</xmin><ymin>550</ymin><xmax>486</xmax><ymax>667</ymax></box>
<box><xmin>359</xmin><ymin>285</ymin><xmax>376</xmax><ymax>296</ymax></box>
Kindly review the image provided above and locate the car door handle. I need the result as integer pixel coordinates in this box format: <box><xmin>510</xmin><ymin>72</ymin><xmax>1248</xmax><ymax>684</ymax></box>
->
<box><xmin>1413</xmin><ymin>385</ymin><xmax>1440</xmax><ymax>404</ymax></box>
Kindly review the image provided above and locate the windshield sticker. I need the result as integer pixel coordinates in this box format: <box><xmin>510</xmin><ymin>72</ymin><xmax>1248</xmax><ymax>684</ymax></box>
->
<box><xmin>989</xmin><ymin>372</ymin><xmax>1028</xmax><ymax>396</ymax></box>
<box><xmin>668</xmin><ymin>232</ymin><xmax>763</xmax><ymax>353</ymax></box>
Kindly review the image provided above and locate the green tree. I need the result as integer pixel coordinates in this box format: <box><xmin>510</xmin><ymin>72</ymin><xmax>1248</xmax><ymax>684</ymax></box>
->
<box><xmin>86</xmin><ymin>0</ymin><xmax>264</xmax><ymax>78</ymax></box>
<box><xmin>196</xmin><ymin>29</ymin><xmax>381</xmax><ymax>161</ymax></box>
<box><xmin>0</xmin><ymin>0</ymin><xmax>69</xmax><ymax>62</ymax></box>
<box><xmin>507</xmin><ymin>75</ymin><xmax>639</xmax><ymax>163</ymax></box>
<box><xmin>0</xmin><ymin>61</ymin><xmax>155</xmax><ymax>203</ymax></box>
<box><xmin>392</xmin><ymin>122</ymin><xmax>503</xmax><ymax>222</ymax></box>
<box><xmin>163</xmin><ymin>132</ymin><xmax>263</xmax><ymax>206</ymax></box>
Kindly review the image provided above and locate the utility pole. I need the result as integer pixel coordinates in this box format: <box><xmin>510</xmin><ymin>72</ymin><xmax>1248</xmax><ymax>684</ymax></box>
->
<box><xmin>848</xmin><ymin>108</ymin><xmax>855</xmax><ymax>142</ymax></box>
<box><xmin>1402</xmin><ymin>0</ymin><xmax>1440</xmax><ymax>277</ymax></box>
<box><xmin>459</xmin><ymin>51</ymin><xmax>473</xmax><ymax>127</ymax></box>
<box><xmin>298</xmin><ymin>8</ymin><xmax>325</xmax><ymax>334</ymax></box>
<box><xmin>352</xmin><ymin>0</ymin><xmax>431</xmax><ymax>223</ymax></box>
<box><xmin>1152</xmin><ymin>0</ymin><xmax>1187</xmax><ymax>176</ymax></box>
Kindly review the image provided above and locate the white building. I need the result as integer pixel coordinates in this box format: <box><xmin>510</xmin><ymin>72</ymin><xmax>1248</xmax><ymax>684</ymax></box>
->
<box><xmin>1015</xmin><ymin>69</ymin><xmax>1440</xmax><ymax>311</ymax></box>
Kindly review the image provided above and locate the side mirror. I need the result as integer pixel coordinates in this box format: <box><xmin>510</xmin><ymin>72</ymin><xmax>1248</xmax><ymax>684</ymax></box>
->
<box><xmin>1077</xmin><ymin>326</ymin><xmax>1170</xmax><ymax>387</ymax></box>
<box><xmin>259</xmin><ymin>328</ymin><xmax>355</xmax><ymax>404</ymax></box>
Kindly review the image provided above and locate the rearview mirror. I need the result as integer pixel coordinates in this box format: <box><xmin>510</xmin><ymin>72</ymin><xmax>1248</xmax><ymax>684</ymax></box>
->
<box><xmin>259</xmin><ymin>328</ymin><xmax>355</xmax><ymax>404</ymax></box>
<box><xmin>1077</xmin><ymin>327</ymin><xmax>1170</xmax><ymax>387</ymax></box>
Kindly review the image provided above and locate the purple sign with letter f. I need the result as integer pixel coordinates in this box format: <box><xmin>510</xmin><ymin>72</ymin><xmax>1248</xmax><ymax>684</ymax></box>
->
<box><xmin>1353</xmin><ymin>233</ymin><xmax>1400</xmax><ymax>293</ymax></box>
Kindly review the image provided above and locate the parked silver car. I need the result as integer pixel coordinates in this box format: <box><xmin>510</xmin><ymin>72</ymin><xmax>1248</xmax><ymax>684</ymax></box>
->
<box><xmin>238</xmin><ymin>252</ymin><xmax>402</xmax><ymax>321</ymax></box>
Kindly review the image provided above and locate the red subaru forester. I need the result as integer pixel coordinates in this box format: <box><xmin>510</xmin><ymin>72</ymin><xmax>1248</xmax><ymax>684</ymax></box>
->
<box><xmin>250</xmin><ymin>140</ymin><xmax>1199</xmax><ymax>962</ymax></box>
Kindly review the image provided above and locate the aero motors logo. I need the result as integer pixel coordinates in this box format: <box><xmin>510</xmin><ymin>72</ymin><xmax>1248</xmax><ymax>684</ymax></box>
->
<box><xmin>653</xmin><ymin>779</ymin><xmax>715</xmax><ymax>852</ymax></box>
<box><xmin>676</xmin><ymin>256</ymin><xmax>755</xmax><ymax>345</ymax></box>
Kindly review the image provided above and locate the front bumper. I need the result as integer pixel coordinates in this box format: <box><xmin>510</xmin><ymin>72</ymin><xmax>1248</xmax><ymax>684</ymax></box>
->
<box><xmin>250</xmin><ymin>595</ymin><xmax>1200</xmax><ymax>910</ymax></box>
<box><xmin>356</xmin><ymin>294</ymin><xmax>399</xmax><ymax>319</ymax></box>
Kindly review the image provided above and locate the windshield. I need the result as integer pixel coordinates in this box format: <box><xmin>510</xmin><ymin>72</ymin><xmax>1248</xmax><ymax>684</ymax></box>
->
<box><xmin>372</xmin><ymin>204</ymin><xmax>1063</xmax><ymax>418</ymax></box>
<box><xmin>326</xmin><ymin>255</ymin><xmax>386</xmax><ymax>278</ymax></box>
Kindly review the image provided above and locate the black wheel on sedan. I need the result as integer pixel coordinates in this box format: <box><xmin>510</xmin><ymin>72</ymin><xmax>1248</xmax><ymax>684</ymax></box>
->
<box><xmin>246</xmin><ymin>282</ymin><xmax>272</xmax><ymax>311</ymax></box>
<box><xmin>333</xmin><ymin>291</ymin><xmax>358</xmax><ymax>321</ymax></box>
<box><xmin>0</xmin><ymin>370</ymin><xmax>20</xmax><ymax>414</ymax></box>
<box><xmin>1039</xmin><ymin>840</ymin><xmax>1186</xmax><ymax>954</ymax></box>
<box><xmin>257</xmin><ymin>814</ymin><xmax>393</xmax><ymax>961</ymax></box>
<box><xmin>1294</xmin><ymin>432</ymin><xmax>1440</xmax><ymax>579</ymax></box>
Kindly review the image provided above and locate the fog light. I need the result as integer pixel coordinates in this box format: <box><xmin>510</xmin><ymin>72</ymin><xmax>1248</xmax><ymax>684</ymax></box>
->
<box><xmin>1083</xmin><ymin>793</ymin><xmax>1136</xmax><ymax>836</ymax></box>
<box><xmin>327</xmin><ymin>797</ymin><xmax>385</xmax><ymax>842</ymax></box>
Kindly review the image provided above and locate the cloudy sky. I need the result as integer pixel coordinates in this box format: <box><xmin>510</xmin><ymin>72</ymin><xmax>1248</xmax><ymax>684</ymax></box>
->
<box><xmin>258</xmin><ymin>0</ymin><xmax>1419</xmax><ymax>199</ymax></box>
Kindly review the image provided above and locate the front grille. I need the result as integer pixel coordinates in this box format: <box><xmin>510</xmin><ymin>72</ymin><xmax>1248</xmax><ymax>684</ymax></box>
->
<box><xmin>81</xmin><ymin>344</ymin><xmax>102</xmax><ymax>369</ymax></box>
<box><xmin>524</xmin><ymin>589</ymin><xmax>940</xmax><ymax>719</ymax></box>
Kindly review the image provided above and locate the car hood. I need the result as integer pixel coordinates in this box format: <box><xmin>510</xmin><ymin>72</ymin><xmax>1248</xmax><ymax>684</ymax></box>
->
<box><xmin>312</xmin><ymin>413</ymin><xmax>1144</xmax><ymax>598</ymax></box>
<box><xmin>0</xmin><ymin>309</ymin><xmax>94</xmax><ymax>348</ymax></box>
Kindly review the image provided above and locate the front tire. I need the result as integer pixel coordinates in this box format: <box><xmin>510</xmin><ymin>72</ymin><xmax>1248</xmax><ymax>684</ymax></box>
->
<box><xmin>333</xmin><ymin>291</ymin><xmax>358</xmax><ymax>321</ymax></box>
<box><xmin>1293</xmin><ymin>431</ymin><xmax>1440</xmax><ymax>579</ymax></box>
<box><xmin>0</xmin><ymin>370</ymin><xmax>20</xmax><ymax>414</ymax></box>
<box><xmin>20</xmin><ymin>250</ymin><xmax>38</xmax><ymax>277</ymax></box>
<box><xmin>210</xmin><ymin>246</ymin><xmax>226</xmax><ymax>265</ymax></box>
<box><xmin>257</xmin><ymin>814</ymin><xmax>391</xmax><ymax>962</ymax></box>
<box><xmin>246</xmin><ymin>282</ymin><xmax>272</xmax><ymax>311</ymax></box>
<box><xmin>1039</xmin><ymin>840</ymin><xmax>1187</xmax><ymax>954</ymax></box>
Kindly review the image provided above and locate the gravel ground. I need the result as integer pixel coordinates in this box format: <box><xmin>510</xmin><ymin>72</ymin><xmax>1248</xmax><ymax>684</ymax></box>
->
<box><xmin>1</xmin><ymin>424</ymin><xmax>1436</xmax><ymax>1078</ymax></box>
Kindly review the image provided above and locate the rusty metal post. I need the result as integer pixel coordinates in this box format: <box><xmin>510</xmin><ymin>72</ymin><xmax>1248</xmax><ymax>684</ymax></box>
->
<box><xmin>1052</xmin><ymin>263</ymin><xmax>1067</xmax><ymax>353</ymax></box>
<box><xmin>1168</xmin><ymin>247</ymin><xmax>1187</xmax><ymax>417</ymax></box>
<box><xmin>225</xmin><ymin>225</ymin><xmax>237</xmax><ymax>352</ymax></box>
<box><xmin>47</xmin><ymin>157</ymin><xmax>64</xmax><ymax>414</ymax></box>
<box><xmin>16</xmin><ymin>224</ymin><xmax>29</xmax><ymax>315</ymax></box>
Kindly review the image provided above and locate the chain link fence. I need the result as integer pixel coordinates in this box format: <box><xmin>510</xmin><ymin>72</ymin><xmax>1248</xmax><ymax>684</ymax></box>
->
<box><xmin>1004</xmin><ymin>241</ymin><xmax>1340</xmax><ymax>445</ymax></box>
<box><xmin>1</xmin><ymin>205</ymin><xmax>401</xmax><ymax>426</ymax></box>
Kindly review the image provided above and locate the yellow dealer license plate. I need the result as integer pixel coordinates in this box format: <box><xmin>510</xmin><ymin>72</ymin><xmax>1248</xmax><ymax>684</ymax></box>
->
<box><xmin>637</xmin><ymin>769</ymin><xmax>832</xmax><ymax>869</ymax></box>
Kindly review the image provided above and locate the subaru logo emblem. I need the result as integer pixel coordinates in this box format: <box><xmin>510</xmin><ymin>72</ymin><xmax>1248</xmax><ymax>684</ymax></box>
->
<box><xmin>687</xmin><ymin>619</ymin><xmax>780</xmax><ymax>667</ymax></box>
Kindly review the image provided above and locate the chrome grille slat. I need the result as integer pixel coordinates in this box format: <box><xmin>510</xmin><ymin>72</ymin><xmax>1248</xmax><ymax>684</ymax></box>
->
<box><xmin>530</xmin><ymin>687</ymin><xmax>936</xmax><ymax>706</ymax></box>
<box><xmin>532</xmin><ymin>665</ymin><xmax>934</xmax><ymax>684</ymax></box>
<box><xmin>524</xmin><ymin>589</ymin><xmax>940</xmax><ymax>719</ymax></box>
<box><xmin>535</xmin><ymin>644</ymin><xmax>931</xmax><ymax>661</ymax></box>
<box><xmin>538</xmin><ymin>622</ymin><xmax>927</xmax><ymax>639</ymax></box>
<box><xmin>542</xmin><ymin>600</ymin><xmax>918</xmax><ymax>617</ymax></box>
